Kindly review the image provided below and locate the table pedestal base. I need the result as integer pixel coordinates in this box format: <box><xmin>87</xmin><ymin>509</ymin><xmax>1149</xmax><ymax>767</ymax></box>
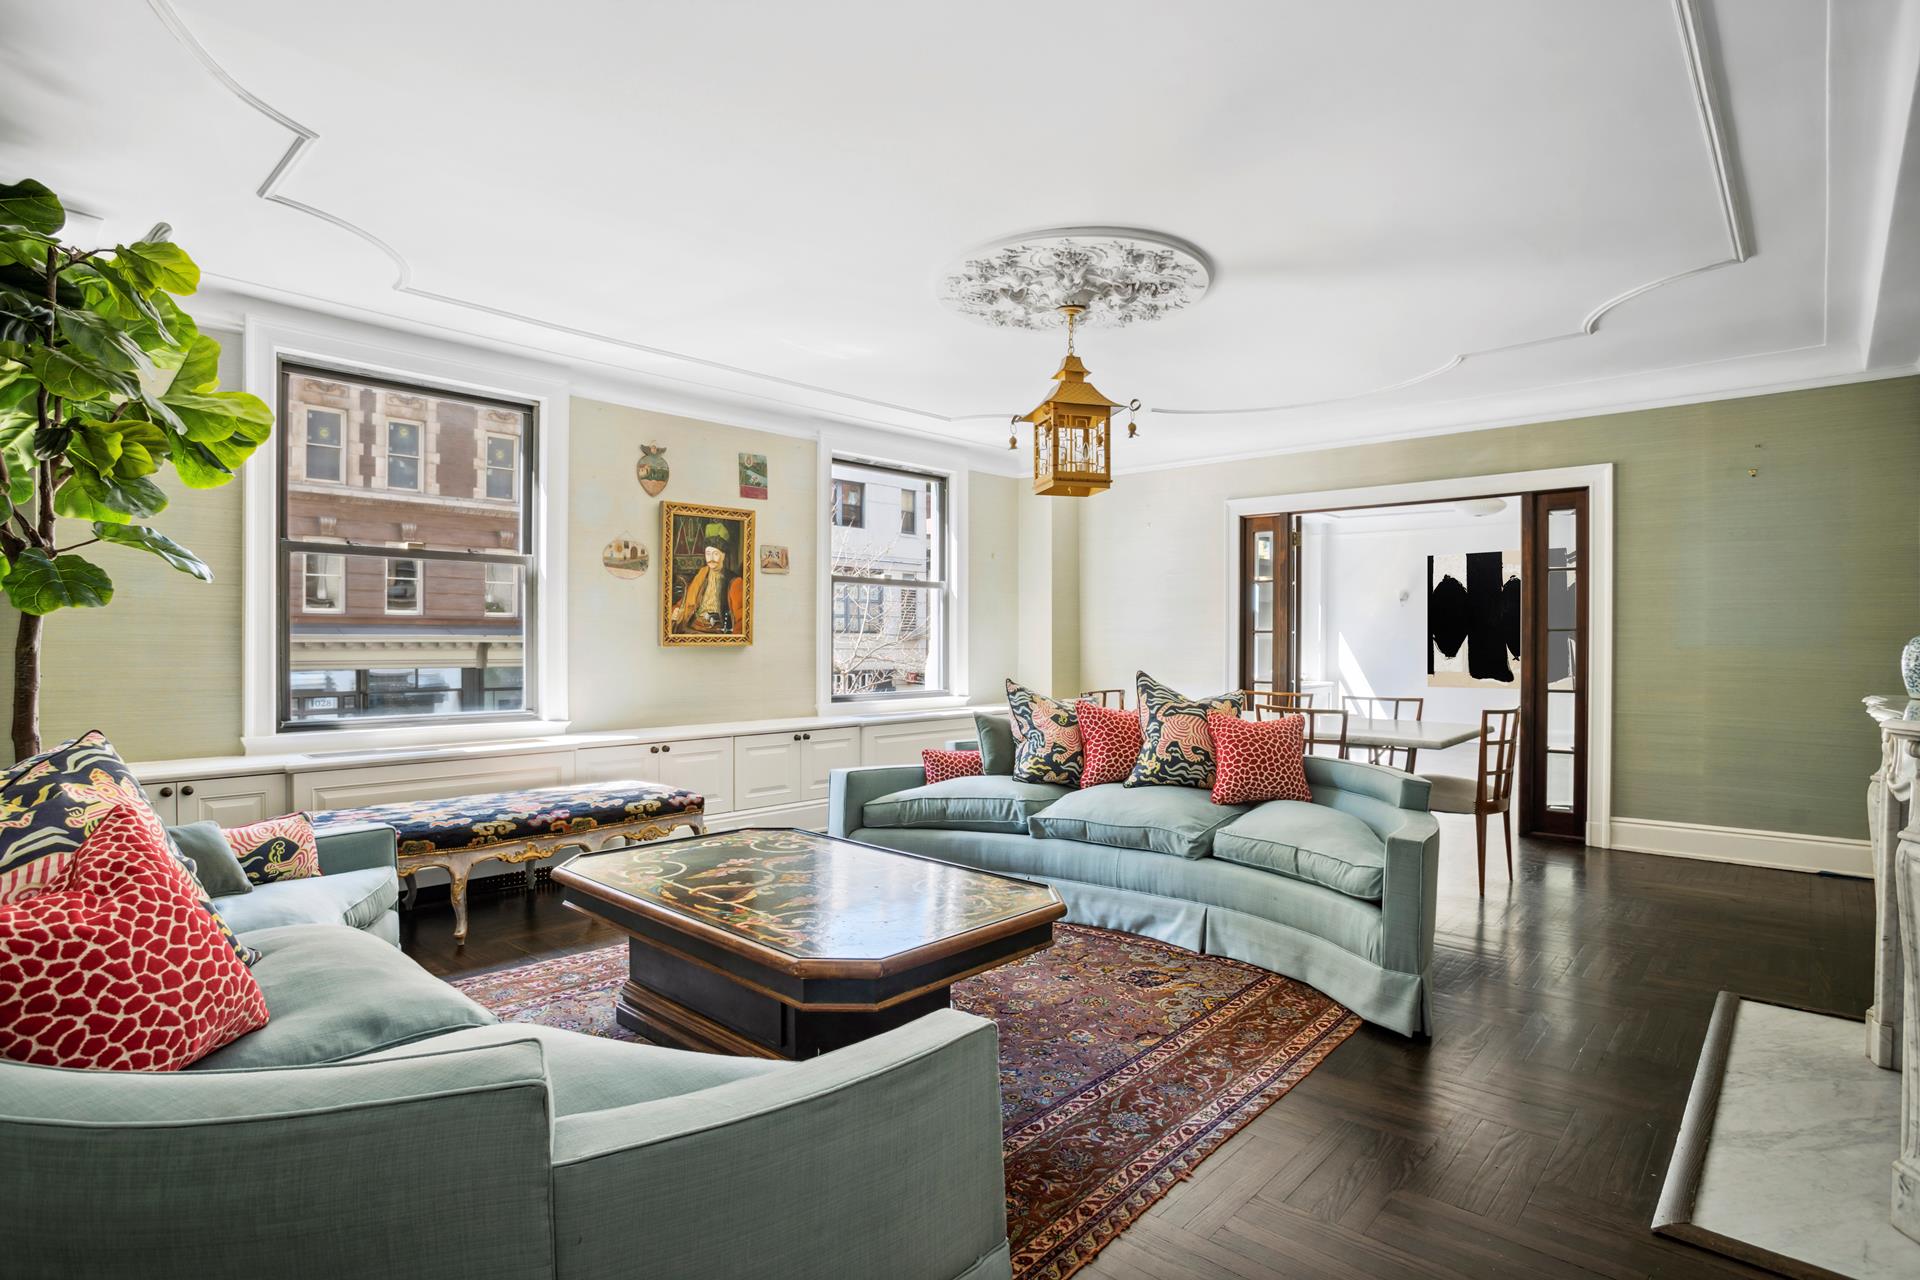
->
<box><xmin>616</xmin><ymin>943</ymin><xmax>949</xmax><ymax>1060</ymax></box>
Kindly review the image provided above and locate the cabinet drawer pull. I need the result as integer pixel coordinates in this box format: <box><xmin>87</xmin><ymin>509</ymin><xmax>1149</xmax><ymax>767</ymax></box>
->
<box><xmin>662</xmin><ymin>744</ymin><xmax>671</xmax><ymax>753</ymax></box>
<box><xmin>180</xmin><ymin>785</ymin><xmax>195</xmax><ymax>797</ymax></box>
<box><xmin>793</xmin><ymin>733</ymin><xmax>802</xmax><ymax>741</ymax></box>
<box><xmin>649</xmin><ymin>745</ymin><xmax>660</xmax><ymax>754</ymax></box>
<box><xmin>802</xmin><ymin>732</ymin><xmax>811</xmax><ymax>740</ymax></box>
<box><xmin>158</xmin><ymin>786</ymin><xmax>174</xmax><ymax>799</ymax></box>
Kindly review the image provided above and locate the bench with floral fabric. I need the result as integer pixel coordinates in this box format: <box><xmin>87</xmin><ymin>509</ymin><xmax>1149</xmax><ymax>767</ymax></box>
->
<box><xmin>311</xmin><ymin>780</ymin><xmax>704</xmax><ymax>943</ymax></box>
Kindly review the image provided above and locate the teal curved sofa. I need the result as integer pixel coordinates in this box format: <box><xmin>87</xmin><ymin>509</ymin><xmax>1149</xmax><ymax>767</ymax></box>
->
<box><xmin>830</xmin><ymin>753</ymin><xmax>1440</xmax><ymax>1037</ymax></box>
<box><xmin>0</xmin><ymin>824</ymin><xmax>1013</xmax><ymax>1280</ymax></box>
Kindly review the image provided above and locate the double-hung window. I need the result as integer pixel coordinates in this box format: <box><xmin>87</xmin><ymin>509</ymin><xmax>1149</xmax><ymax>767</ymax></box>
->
<box><xmin>828</xmin><ymin>459</ymin><xmax>948</xmax><ymax>700</ymax></box>
<box><xmin>277</xmin><ymin>362</ymin><xmax>536</xmax><ymax>729</ymax></box>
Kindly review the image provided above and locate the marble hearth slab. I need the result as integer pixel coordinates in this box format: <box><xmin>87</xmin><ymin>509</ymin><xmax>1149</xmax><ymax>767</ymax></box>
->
<box><xmin>1655</xmin><ymin>994</ymin><xmax>1915</xmax><ymax>1279</ymax></box>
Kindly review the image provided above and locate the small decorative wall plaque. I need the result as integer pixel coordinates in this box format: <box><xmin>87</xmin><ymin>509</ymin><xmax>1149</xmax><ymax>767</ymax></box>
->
<box><xmin>602</xmin><ymin>538</ymin><xmax>649</xmax><ymax>579</ymax></box>
<box><xmin>637</xmin><ymin>444</ymin><xmax>670</xmax><ymax>497</ymax></box>
<box><xmin>759</xmin><ymin>545</ymin><xmax>790</xmax><ymax>574</ymax></box>
<box><xmin>738</xmin><ymin>452</ymin><xmax>768</xmax><ymax>500</ymax></box>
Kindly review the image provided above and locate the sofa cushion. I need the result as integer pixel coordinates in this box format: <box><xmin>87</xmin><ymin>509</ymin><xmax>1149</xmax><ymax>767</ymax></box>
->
<box><xmin>188</xmin><ymin>924</ymin><xmax>495</xmax><ymax>1070</ymax></box>
<box><xmin>861</xmin><ymin>776</ymin><xmax>1070</xmax><ymax>834</ymax></box>
<box><xmin>1212</xmin><ymin>801</ymin><xmax>1387</xmax><ymax>901</ymax></box>
<box><xmin>921</xmin><ymin>748</ymin><xmax>983</xmax><ymax>785</ymax></box>
<box><xmin>215</xmin><ymin>867</ymin><xmax>398</xmax><ymax>935</ymax></box>
<box><xmin>168</xmin><ymin>821</ymin><xmax>253</xmax><ymax>898</ymax></box>
<box><xmin>1029</xmin><ymin>783</ymin><xmax>1248</xmax><ymax>859</ymax></box>
<box><xmin>972</xmin><ymin>709</ymin><xmax>1017</xmax><ymax>776</ymax></box>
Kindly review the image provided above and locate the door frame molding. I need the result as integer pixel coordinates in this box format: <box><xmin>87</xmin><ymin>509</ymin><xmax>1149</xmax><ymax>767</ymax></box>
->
<box><xmin>1223</xmin><ymin>463</ymin><xmax>1614</xmax><ymax>849</ymax></box>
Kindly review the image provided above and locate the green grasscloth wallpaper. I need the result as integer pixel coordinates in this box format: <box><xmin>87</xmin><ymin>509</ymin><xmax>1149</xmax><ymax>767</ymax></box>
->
<box><xmin>1075</xmin><ymin>376</ymin><xmax>1920</xmax><ymax>840</ymax></box>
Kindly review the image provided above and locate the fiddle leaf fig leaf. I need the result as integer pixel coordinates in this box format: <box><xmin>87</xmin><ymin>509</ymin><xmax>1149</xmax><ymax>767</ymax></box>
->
<box><xmin>116</xmin><ymin>240</ymin><xmax>199</xmax><ymax>295</ymax></box>
<box><xmin>0</xmin><ymin>180</ymin><xmax>63</xmax><ymax>236</ymax></box>
<box><xmin>90</xmin><ymin>522</ymin><xmax>211</xmax><ymax>581</ymax></box>
<box><xmin>170</xmin><ymin>440</ymin><xmax>232</xmax><ymax>489</ymax></box>
<box><xmin>168</xmin><ymin>333</ymin><xmax>222</xmax><ymax>395</ymax></box>
<box><xmin>52</xmin><ymin>466</ymin><xmax>166</xmax><ymax>523</ymax></box>
<box><xmin>3</xmin><ymin>549</ymin><xmax>112</xmax><ymax>614</ymax></box>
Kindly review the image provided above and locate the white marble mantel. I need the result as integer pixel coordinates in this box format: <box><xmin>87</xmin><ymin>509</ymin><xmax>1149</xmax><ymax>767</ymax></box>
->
<box><xmin>1870</xmin><ymin>703</ymin><xmax>1920</xmax><ymax>1244</ymax></box>
<box><xmin>1865</xmin><ymin>695</ymin><xmax>1919</xmax><ymax>1070</ymax></box>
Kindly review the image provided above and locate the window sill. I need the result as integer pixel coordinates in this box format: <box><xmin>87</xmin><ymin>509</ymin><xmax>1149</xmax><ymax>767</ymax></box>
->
<box><xmin>242</xmin><ymin>717</ymin><xmax>573</xmax><ymax>758</ymax></box>
<box><xmin>822</xmin><ymin>691</ymin><xmax>973</xmax><ymax>717</ymax></box>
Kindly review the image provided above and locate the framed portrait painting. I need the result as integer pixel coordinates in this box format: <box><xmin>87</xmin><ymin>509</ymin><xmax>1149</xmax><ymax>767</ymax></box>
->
<box><xmin>660</xmin><ymin>501</ymin><xmax>755</xmax><ymax>646</ymax></box>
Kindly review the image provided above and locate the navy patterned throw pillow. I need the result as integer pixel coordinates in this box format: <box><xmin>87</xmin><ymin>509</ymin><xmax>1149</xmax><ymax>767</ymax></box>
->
<box><xmin>0</xmin><ymin>730</ymin><xmax>158</xmax><ymax>902</ymax></box>
<box><xmin>1125</xmin><ymin>671</ymin><xmax>1245</xmax><ymax>789</ymax></box>
<box><xmin>1005</xmin><ymin>679</ymin><xmax>1083</xmax><ymax>786</ymax></box>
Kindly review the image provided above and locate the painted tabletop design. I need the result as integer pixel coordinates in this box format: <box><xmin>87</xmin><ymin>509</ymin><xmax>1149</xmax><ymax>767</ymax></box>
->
<box><xmin>559</xmin><ymin>828</ymin><xmax>1061</xmax><ymax>960</ymax></box>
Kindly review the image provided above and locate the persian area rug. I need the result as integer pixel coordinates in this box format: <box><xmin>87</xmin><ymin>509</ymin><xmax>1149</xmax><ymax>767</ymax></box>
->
<box><xmin>452</xmin><ymin>923</ymin><xmax>1360</xmax><ymax>1280</ymax></box>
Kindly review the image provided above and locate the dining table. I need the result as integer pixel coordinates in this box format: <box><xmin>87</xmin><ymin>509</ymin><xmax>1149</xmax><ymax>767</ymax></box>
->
<box><xmin>1342</xmin><ymin>716</ymin><xmax>1484</xmax><ymax>773</ymax></box>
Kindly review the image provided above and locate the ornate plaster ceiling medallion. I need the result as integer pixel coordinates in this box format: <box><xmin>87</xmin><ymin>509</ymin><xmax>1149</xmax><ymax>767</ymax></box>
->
<box><xmin>940</xmin><ymin>228</ymin><xmax>1211</xmax><ymax>330</ymax></box>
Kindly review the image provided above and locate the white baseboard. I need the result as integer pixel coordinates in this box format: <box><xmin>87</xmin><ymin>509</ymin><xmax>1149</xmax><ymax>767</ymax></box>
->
<box><xmin>1605</xmin><ymin>817</ymin><xmax>1871</xmax><ymax>878</ymax></box>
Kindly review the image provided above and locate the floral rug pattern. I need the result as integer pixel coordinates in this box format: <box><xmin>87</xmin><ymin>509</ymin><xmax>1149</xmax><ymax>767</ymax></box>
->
<box><xmin>453</xmin><ymin>923</ymin><xmax>1359</xmax><ymax>1280</ymax></box>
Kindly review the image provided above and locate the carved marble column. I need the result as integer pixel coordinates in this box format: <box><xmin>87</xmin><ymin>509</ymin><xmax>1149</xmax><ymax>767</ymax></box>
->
<box><xmin>1866</xmin><ymin>696</ymin><xmax>1919</xmax><ymax>1069</ymax></box>
<box><xmin>1894</xmin><ymin>719</ymin><xmax>1920</xmax><ymax>1244</ymax></box>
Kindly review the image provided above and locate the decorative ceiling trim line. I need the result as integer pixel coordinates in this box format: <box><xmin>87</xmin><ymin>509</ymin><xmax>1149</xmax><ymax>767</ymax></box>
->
<box><xmin>144</xmin><ymin>0</ymin><xmax>956</xmax><ymax>428</ymax></box>
<box><xmin>1152</xmin><ymin>0</ymin><xmax>1756</xmax><ymax>419</ymax></box>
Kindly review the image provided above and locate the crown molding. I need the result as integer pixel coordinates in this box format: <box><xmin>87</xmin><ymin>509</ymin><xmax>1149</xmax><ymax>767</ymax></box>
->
<box><xmin>151</xmin><ymin>0</ymin><xmax>1846</xmax><ymax>459</ymax></box>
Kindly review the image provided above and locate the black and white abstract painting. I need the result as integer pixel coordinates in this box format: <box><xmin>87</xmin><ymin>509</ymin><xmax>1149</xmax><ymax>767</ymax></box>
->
<box><xmin>1427</xmin><ymin>551</ymin><xmax>1521</xmax><ymax>687</ymax></box>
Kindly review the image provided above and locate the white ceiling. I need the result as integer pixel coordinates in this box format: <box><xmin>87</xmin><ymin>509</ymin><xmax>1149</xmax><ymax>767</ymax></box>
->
<box><xmin>3</xmin><ymin>0</ymin><xmax>1918</xmax><ymax>472</ymax></box>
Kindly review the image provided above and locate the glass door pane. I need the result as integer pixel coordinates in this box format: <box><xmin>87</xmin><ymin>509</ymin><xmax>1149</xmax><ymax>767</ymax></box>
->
<box><xmin>1524</xmin><ymin>490</ymin><xmax>1587</xmax><ymax>836</ymax></box>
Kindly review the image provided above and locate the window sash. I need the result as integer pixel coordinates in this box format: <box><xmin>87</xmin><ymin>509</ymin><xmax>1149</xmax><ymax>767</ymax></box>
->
<box><xmin>826</xmin><ymin>459</ymin><xmax>950</xmax><ymax>700</ymax></box>
<box><xmin>274</xmin><ymin>359</ymin><xmax>540</xmax><ymax>734</ymax></box>
<box><xmin>384</xmin><ymin>559</ymin><xmax>424</xmax><ymax>614</ymax></box>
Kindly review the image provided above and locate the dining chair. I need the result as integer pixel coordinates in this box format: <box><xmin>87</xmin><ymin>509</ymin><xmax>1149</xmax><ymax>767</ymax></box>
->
<box><xmin>1244</xmin><ymin>690</ymin><xmax>1348</xmax><ymax>758</ymax></box>
<box><xmin>1076</xmin><ymin>688</ymin><xmax>1126</xmax><ymax>709</ymax></box>
<box><xmin>1417</xmin><ymin>708</ymin><xmax>1519</xmax><ymax>896</ymax></box>
<box><xmin>1341</xmin><ymin>695</ymin><xmax>1426</xmax><ymax>769</ymax></box>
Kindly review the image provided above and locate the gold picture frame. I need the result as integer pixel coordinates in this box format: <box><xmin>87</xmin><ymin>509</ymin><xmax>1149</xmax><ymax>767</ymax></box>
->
<box><xmin>660</xmin><ymin>501</ymin><xmax>755</xmax><ymax>646</ymax></box>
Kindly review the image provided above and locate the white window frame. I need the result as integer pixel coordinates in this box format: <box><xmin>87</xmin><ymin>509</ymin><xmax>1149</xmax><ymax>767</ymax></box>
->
<box><xmin>817</xmin><ymin>434</ymin><xmax>971</xmax><ymax>714</ymax></box>
<box><xmin>300</xmin><ymin>405</ymin><xmax>347</xmax><ymax>484</ymax></box>
<box><xmin>483</xmin><ymin>561</ymin><xmax>518</xmax><ymax>617</ymax></box>
<box><xmin>484</xmin><ymin>432</ymin><xmax>519</xmax><ymax>502</ymax></box>
<box><xmin>241</xmin><ymin>309</ymin><xmax>571</xmax><ymax>754</ymax></box>
<box><xmin>384</xmin><ymin>557</ymin><xmax>424</xmax><ymax>615</ymax></box>
<box><xmin>384</xmin><ymin>417</ymin><xmax>425</xmax><ymax>492</ymax></box>
<box><xmin>299</xmin><ymin>552</ymin><xmax>344</xmax><ymax>614</ymax></box>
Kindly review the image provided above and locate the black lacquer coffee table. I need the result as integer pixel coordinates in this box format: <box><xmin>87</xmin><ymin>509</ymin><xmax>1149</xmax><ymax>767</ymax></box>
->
<box><xmin>554</xmin><ymin>827</ymin><xmax>1066</xmax><ymax>1059</ymax></box>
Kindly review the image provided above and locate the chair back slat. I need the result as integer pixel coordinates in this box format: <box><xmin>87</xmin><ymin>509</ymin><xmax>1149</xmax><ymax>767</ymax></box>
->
<box><xmin>1242</xmin><ymin>690</ymin><xmax>1347</xmax><ymax>757</ymax></box>
<box><xmin>1076</xmin><ymin>688</ymin><xmax>1126</xmax><ymax>709</ymax></box>
<box><xmin>1477</xmin><ymin>708</ymin><xmax>1520</xmax><ymax>807</ymax></box>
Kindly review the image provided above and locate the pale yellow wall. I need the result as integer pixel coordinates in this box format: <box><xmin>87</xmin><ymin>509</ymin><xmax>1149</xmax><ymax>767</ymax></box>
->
<box><xmin>966</xmin><ymin>471</ymin><xmax>1020</xmax><ymax>698</ymax></box>
<box><xmin>1</xmin><ymin>369</ymin><xmax>1021</xmax><ymax>761</ymax></box>
<box><xmin>1076</xmin><ymin>376</ymin><xmax>1920</xmax><ymax>839</ymax></box>
<box><xmin>1013</xmin><ymin>491</ymin><xmax>1082</xmax><ymax>697</ymax></box>
<box><xmin>0</xmin><ymin>329</ymin><xmax>249</xmax><ymax>762</ymax></box>
<box><xmin>565</xmin><ymin>398</ymin><xmax>819</xmax><ymax>728</ymax></box>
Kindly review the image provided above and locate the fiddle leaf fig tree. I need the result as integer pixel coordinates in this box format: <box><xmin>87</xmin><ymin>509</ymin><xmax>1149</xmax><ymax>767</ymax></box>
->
<box><xmin>0</xmin><ymin>178</ymin><xmax>272</xmax><ymax>760</ymax></box>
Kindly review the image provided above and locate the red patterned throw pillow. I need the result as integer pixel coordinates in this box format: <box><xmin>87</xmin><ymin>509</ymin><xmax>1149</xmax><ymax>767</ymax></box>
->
<box><xmin>922</xmin><ymin>748</ymin><xmax>984</xmax><ymax>785</ymax></box>
<box><xmin>1207</xmin><ymin>711</ymin><xmax>1312</xmax><ymax>806</ymax></box>
<box><xmin>0</xmin><ymin>802</ymin><xmax>269</xmax><ymax>1071</ymax></box>
<box><xmin>224</xmin><ymin>814</ymin><xmax>322</xmax><ymax>885</ymax></box>
<box><xmin>1076</xmin><ymin>700</ymin><xmax>1144</xmax><ymax>788</ymax></box>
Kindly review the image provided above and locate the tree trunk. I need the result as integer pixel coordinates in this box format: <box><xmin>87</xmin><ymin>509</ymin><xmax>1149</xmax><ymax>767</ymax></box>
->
<box><xmin>12</xmin><ymin>610</ymin><xmax>41</xmax><ymax>762</ymax></box>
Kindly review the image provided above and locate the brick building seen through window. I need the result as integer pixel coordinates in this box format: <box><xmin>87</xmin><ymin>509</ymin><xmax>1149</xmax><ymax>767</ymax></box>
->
<box><xmin>278</xmin><ymin>364</ymin><xmax>533</xmax><ymax>726</ymax></box>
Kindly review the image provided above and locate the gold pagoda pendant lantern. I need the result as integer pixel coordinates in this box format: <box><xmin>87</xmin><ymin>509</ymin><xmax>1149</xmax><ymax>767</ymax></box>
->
<box><xmin>1019</xmin><ymin>304</ymin><xmax>1128</xmax><ymax>497</ymax></box>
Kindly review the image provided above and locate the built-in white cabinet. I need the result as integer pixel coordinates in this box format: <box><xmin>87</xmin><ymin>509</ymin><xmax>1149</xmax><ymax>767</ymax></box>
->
<box><xmin>860</xmin><ymin>715</ymin><xmax>975</xmax><ymax>767</ymax></box>
<box><xmin>149</xmin><ymin>772</ymin><xmax>290</xmax><ymax>827</ymax></box>
<box><xmin>576</xmin><ymin>737</ymin><xmax>734</xmax><ymax>815</ymax></box>
<box><xmin>800</xmin><ymin>728</ymin><xmax>859</xmax><ymax>801</ymax></box>
<box><xmin>135</xmin><ymin>712</ymin><xmax>987</xmax><ymax>834</ymax></box>
<box><xmin>734</xmin><ymin>727</ymin><xmax>859</xmax><ymax>811</ymax></box>
<box><xmin>291</xmin><ymin>750</ymin><xmax>573</xmax><ymax>812</ymax></box>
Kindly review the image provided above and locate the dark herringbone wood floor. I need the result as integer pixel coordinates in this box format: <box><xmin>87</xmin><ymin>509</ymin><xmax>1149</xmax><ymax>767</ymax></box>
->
<box><xmin>405</xmin><ymin>816</ymin><xmax>1874</xmax><ymax>1280</ymax></box>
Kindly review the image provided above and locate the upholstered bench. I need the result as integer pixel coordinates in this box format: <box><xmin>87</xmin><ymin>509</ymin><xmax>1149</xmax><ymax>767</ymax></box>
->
<box><xmin>311</xmin><ymin>781</ymin><xmax>705</xmax><ymax>943</ymax></box>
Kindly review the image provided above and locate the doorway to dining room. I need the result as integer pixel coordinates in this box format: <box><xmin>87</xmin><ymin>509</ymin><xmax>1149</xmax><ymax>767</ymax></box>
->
<box><xmin>1229</xmin><ymin>468</ymin><xmax>1605</xmax><ymax>850</ymax></box>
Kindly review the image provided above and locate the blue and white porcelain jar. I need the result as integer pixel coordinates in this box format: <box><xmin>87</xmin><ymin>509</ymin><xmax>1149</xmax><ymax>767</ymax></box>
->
<box><xmin>1904</xmin><ymin>635</ymin><xmax>1920</xmax><ymax>698</ymax></box>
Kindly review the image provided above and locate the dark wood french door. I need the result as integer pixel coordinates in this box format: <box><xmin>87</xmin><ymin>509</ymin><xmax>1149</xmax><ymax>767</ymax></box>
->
<box><xmin>1239</xmin><ymin>514</ymin><xmax>1299</xmax><ymax>693</ymax></box>
<box><xmin>1520</xmin><ymin>489</ymin><xmax>1589</xmax><ymax>839</ymax></box>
